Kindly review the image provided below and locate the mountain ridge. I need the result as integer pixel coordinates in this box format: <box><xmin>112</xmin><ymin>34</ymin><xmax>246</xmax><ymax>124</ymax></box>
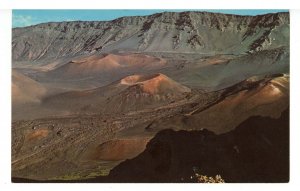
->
<box><xmin>12</xmin><ymin>11</ymin><xmax>289</xmax><ymax>62</ymax></box>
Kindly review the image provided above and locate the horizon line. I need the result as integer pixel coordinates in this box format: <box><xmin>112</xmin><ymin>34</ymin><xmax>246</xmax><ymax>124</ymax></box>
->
<box><xmin>12</xmin><ymin>9</ymin><xmax>289</xmax><ymax>28</ymax></box>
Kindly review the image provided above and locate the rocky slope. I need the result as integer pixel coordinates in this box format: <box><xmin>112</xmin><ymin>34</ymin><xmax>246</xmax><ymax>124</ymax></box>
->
<box><xmin>12</xmin><ymin>11</ymin><xmax>289</xmax><ymax>62</ymax></box>
<box><xmin>12</xmin><ymin>108</ymin><xmax>289</xmax><ymax>183</ymax></box>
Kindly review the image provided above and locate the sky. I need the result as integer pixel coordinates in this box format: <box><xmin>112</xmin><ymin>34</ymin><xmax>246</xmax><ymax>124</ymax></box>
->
<box><xmin>12</xmin><ymin>9</ymin><xmax>288</xmax><ymax>28</ymax></box>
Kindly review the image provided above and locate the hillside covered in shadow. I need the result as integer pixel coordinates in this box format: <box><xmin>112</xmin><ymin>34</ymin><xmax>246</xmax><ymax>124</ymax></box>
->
<box><xmin>103</xmin><ymin>108</ymin><xmax>289</xmax><ymax>183</ymax></box>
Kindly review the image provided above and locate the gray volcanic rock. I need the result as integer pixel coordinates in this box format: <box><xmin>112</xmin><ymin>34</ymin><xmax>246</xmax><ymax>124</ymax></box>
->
<box><xmin>12</xmin><ymin>11</ymin><xmax>289</xmax><ymax>62</ymax></box>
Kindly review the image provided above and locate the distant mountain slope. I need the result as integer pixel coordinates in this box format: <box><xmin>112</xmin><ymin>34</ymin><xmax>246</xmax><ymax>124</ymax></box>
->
<box><xmin>12</xmin><ymin>11</ymin><xmax>289</xmax><ymax>61</ymax></box>
<box><xmin>165</xmin><ymin>46</ymin><xmax>289</xmax><ymax>90</ymax></box>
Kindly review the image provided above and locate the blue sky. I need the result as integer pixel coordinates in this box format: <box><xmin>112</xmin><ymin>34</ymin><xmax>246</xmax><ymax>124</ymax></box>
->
<box><xmin>12</xmin><ymin>9</ymin><xmax>288</xmax><ymax>28</ymax></box>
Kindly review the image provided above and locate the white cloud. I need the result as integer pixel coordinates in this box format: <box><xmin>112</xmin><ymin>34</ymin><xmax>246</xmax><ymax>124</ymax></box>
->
<box><xmin>12</xmin><ymin>14</ymin><xmax>71</xmax><ymax>28</ymax></box>
<box><xmin>12</xmin><ymin>15</ymin><xmax>37</xmax><ymax>28</ymax></box>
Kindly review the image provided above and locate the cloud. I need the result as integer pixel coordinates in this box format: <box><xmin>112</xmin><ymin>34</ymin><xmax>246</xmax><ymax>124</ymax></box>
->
<box><xmin>12</xmin><ymin>14</ymin><xmax>74</xmax><ymax>28</ymax></box>
<box><xmin>12</xmin><ymin>15</ymin><xmax>38</xmax><ymax>28</ymax></box>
